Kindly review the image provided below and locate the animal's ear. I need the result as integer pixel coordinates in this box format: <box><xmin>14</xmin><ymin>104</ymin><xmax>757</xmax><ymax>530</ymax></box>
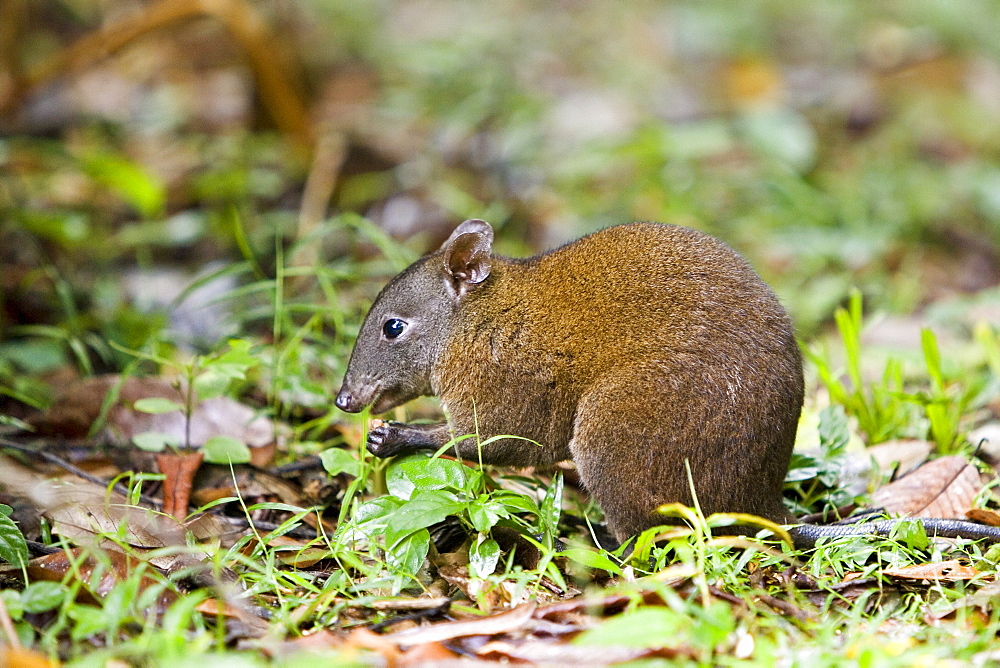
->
<box><xmin>441</xmin><ymin>219</ymin><xmax>493</xmax><ymax>297</ymax></box>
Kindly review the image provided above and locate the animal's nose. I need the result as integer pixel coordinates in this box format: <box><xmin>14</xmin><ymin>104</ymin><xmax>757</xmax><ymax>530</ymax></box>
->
<box><xmin>335</xmin><ymin>389</ymin><xmax>357</xmax><ymax>413</ymax></box>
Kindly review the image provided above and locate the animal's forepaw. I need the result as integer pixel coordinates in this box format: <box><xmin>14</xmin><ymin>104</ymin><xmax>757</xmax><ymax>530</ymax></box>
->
<box><xmin>367</xmin><ymin>419</ymin><xmax>406</xmax><ymax>458</ymax></box>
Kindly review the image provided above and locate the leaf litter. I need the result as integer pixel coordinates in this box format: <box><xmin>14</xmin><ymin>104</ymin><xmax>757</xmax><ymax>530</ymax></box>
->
<box><xmin>2</xmin><ymin>380</ymin><xmax>1000</xmax><ymax>665</ymax></box>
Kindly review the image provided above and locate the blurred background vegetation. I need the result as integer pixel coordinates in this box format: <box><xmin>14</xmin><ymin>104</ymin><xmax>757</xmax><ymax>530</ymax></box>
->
<box><xmin>2</xmin><ymin>0</ymin><xmax>1000</xmax><ymax>419</ymax></box>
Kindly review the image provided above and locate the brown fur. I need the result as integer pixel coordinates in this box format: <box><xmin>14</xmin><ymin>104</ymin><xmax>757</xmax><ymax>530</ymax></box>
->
<box><xmin>336</xmin><ymin>220</ymin><xmax>803</xmax><ymax>542</ymax></box>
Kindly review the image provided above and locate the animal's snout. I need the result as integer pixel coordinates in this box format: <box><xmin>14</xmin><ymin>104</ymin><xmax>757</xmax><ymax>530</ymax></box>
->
<box><xmin>335</xmin><ymin>388</ymin><xmax>359</xmax><ymax>413</ymax></box>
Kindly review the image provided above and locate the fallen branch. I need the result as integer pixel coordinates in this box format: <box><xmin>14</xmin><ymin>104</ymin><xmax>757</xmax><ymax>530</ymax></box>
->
<box><xmin>5</xmin><ymin>0</ymin><xmax>312</xmax><ymax>149</ymax></box>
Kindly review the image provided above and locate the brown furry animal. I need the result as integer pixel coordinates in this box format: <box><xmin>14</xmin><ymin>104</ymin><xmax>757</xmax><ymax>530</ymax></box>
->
<box><xmin>335</xmin><ymin>219</ymin><xmax>802</xmax><ymax>542</ymax></box>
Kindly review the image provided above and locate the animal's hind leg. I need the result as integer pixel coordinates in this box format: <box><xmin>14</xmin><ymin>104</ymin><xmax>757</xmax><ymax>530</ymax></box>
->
<box><xmin>567</xmin><ymin>380</ymin><xmax>699</xmax><ymax>543</ymax></box>
<box><xmin>566</xmin><ymin>369</ymin><xmax>790</xmax><ymax>543</ymax></box>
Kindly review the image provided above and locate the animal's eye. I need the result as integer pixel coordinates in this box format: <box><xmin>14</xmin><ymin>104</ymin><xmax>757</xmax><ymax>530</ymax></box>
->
<box><xmin>382</xmin><ymin>318</ymin><xmax>407</xmax><ymax>339</ymax></box>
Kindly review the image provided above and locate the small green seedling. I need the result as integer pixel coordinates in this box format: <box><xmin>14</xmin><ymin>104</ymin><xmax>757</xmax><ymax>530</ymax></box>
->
<box><xmin>125</xmin><ymin>338</ymin><xmax>260</xmax><ymax>464</ymax></box>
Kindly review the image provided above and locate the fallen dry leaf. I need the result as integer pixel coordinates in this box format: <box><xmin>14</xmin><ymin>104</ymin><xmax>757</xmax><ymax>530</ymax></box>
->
<box><xmin>282</xmin><ymin>627</ymin><xmax>453</xmax><ymax>666</ymax></box>
<box><xmin>280</xmin><ymin>628</ymin><xmax>345</xmax><ymax>652</ymax></box>
<box><xmin>194</xmin><ymin>598</ymin><xmax>271</xmax><ymax>638</ymax></box>
<box><xmin>158</xmin><ymin>450</ymin><xmax>205</xmax><ymax>519</ymax></box>
<box><xmin>0</xmin><ymin>647</ymin><xmax>59</xmax><ymax>668</ymax></box>
<box><xmin>0</xmin><ymin>548</ymin><xmax>177</xmax><ymax>611</ymax></box>
<box><xmin>0</xmin><ymin>453</ymin><xmax>234</xmax><ymax>566</ymax></box>
<box><xmin>882</xmin><ymin>559</ymin><xmax>983</xmax><ymax>582</ymax></box>
<box><xmin>870</xmin><ymin>456</ymin><xmax>982</xmax><ymax>518</ymax></box>
<box><xmin>398</xmin><ymin>640</ymin><xmax>461</xmax><ymax>664</ymax></box>
<box><xmin>192</xmin><ymin>465</ymin><xmax>308</xmax><ymax>507</ymax></box>
<box><xmin>477</xmin><ymin>638</ymin><xmax>689</xmax><ymax>665</ymax></box>
<box><xmin>343</xmin><ymin>627</ymin><xmax>402</xmax><ymax>664</ymax></box>
<box><xmin>966</xmin><ymin>508</ymin><xmax>1000</xmax><ymax>526</ymax></box>
<box><xmin>382</xmin><ymin>600</ymin><xmax>538</xmax><ymax>648</ymax></box>
<box><xmin>867</xmin><ymin>439</ymin><xmax>933</xmax><ymax>478</ymax></box>
<box><xmin>29</xmin><ymin>375</ymin><xmax>279</xmax><ymax>466</ymax></box>
<box><xmin>926</xmin><ymin>581</ymin><xmax>1000</xmax><ymax>624</ymax></box>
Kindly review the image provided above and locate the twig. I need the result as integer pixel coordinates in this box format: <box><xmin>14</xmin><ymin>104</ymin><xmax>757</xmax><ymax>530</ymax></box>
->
<box><xmin>369</xmin><ymin>599</ymin><xmax>452</xmax><ymax>632</ymax></box>
<box><xmin>5</xmin><ymin>0</ymin><xmax>312</xmax><ymax>148</ymax></box>
<box><xmin>383</xmin><ymin>601</ymin><xmax>538</xmax><ymax>647</ymax></box>
<box><xmin>216</xmin><ymin>514</ymin><xmax>320</xmax><ymax>540</ymax></box>
<box><xmin>288</xmin><ymin>129</ymin><xmax>347</xmax><ymax>286</ymax></box>
<box><xmin>25</xmin><ymin>540</ymin><xmax>59</xmax><ymax>556</ymax></box>
<box><xmin>708</xmin><ymin>584</ymin><xmax>747</xmax><ymax>608</ymax></box>
<box><xmin>754</xmin><ymin>592</ymin><xmax>814</xmax><ymax>622</ymax></box>
<box><xmin>0</xmin><ymin>589</ymin><xmax>20</xmax><ymax>649</ymax></box>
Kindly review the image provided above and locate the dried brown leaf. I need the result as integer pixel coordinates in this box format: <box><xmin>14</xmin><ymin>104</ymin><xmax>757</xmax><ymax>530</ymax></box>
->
<box><xmin>398</xmin><ymin>641</ymin><xmax>461</xmax><ymax>664</ymax></box>
<box><xmin>1</xmin><ymin>454</ymin><xmax>181</xmax><ymax>546</ymax></box>
<box><xmin>42</xmin><ymin>549</ymin><xmax>176</xmax><ymax>609</ymax></box>
<box><xmin>867</xmin><ymin>439</ymin><xmax>933</xmax><ymax>477</ymax></box>
<box><xmin>194</xmin><ymin>598</ymin><xmax>271</xmax><ymax>638</ymax></box>
<box><xmin>0</xmin><ymin>453</ymin><xmax>233</xmax><ymax>562</ymax></box>
<box><xmin>966</xmin><ymin>508</ymin><xmax>1000</xmax><ymax>526</ymax></box>
<box><xmin>0</xmin><ymin>548</ymin><xmax>178</xmax><ymax>611</ymax></box>
<box><xmin>29</xmin><ymin>375</ymin><xmax>278</xmax><ymax>460</ymax></box>
<box><xmin>382</xmin><ymin>601</ymin><xmax>538</xmax><ymax>648</ymax></box>
<box><xmin>288</xmin><ymin>628</ymin><xmax>463</xmax><ymax>666</ymax></box>
<box><xmin>0</xmin><ymin>647</ymin><xmax>60</xmax><ymax>668</ymax></box>
<box><xmin>882</xmin><ymin>559</ymin><xmax>982</xmax><ymax>582</ymax></box>
<box><xmin>282</xmin><ymin>628</ymin><xmax>345</xmax><ymax>652</ymax></box>
<box><xmin>344</xmin><ymin>627</ymin><xmax>403</xmax><ymax>663</ymax></box>
<box><xmin>477</xmin><ymin>638</ymin><xmax>687</xmax><ymax>665</ymax></box>
<box><xmin>158</xmin><ymin>450</ymin><xmax>204</xmax><ymax>519</ymax></box>
<box><xmin>870</xmin><ymin>456</ymin><xmax>981</xmax><ymax>518</ymax></box>
<box><xmin>191</xmin><ymin>465</ymin><xmax>308</xmax><ymax>509</ymax></box>
<box><xmin>927</xmin><ymin>581</ymin><xmax>1000</xmax><ymax>622</ymax></box>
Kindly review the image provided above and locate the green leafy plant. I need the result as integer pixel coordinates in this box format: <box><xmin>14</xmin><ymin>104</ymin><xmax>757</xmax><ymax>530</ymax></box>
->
<box><xmin>905</xmin><ymin>327</ymin><xmax>986</xmax><ymax>453</ymax></box>
<box><xmin>808</xmin><ymin>290</ymin><xmax>915</xmax><ymax>444</ymax></box>
<box><xmin>123</xmin><ymin>338</ymin><xmax>261</xmax><ymax>464</ymax></box>
<box><xmin>785</xmin><ymin>404</ymin><xmax>856</xmax><ymax>514</ymax></box>
<box><xmin>574</xmin><ymin>599</ymin><xmax>737</xmax><ymax>663</ymax></box>
<box><xmin>338</xmin><ymin>442</ymin><xmax>561</xmax><ymax>586</ymax></box>
<box><xmin>0</xmin><ymin>503</ymin><xmax>28</xmax><ymax>568</ymax></box>
<box><xmin>809</xmin><ymin>290</ymin><xmax>988</xmax><ymax>453</ymax></box>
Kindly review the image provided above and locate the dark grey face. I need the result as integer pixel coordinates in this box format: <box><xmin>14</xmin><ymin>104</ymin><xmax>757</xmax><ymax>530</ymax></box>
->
<box><xmin>335</xmin><ymin>258</ymin><xmax>456</xmax><ymax>415</ymax></box>
<box><xmin>335</xmin><ymin>218</ymin><xmax>495</xmax><ymax>416</ymax></box>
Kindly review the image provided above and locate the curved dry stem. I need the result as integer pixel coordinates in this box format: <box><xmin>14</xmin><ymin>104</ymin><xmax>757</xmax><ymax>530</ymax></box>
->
<box><xmin>7</xmin><ymin>0</ymin><xmax>312</xmax><ymax>149</ymax></box>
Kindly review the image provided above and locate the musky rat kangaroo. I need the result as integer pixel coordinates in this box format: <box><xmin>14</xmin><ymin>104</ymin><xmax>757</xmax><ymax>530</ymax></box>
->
<box><xmin>337</xmin><ymin>219</ymin><xmax>1000</xmax><ymax>547</ymax></box>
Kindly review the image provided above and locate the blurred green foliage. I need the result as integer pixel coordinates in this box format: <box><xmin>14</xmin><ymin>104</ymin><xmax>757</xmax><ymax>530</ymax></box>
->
<box><xmin>3</xmin><ymin>2</ymin><xmax>1000</xmax><ymax>662</ymax></box>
